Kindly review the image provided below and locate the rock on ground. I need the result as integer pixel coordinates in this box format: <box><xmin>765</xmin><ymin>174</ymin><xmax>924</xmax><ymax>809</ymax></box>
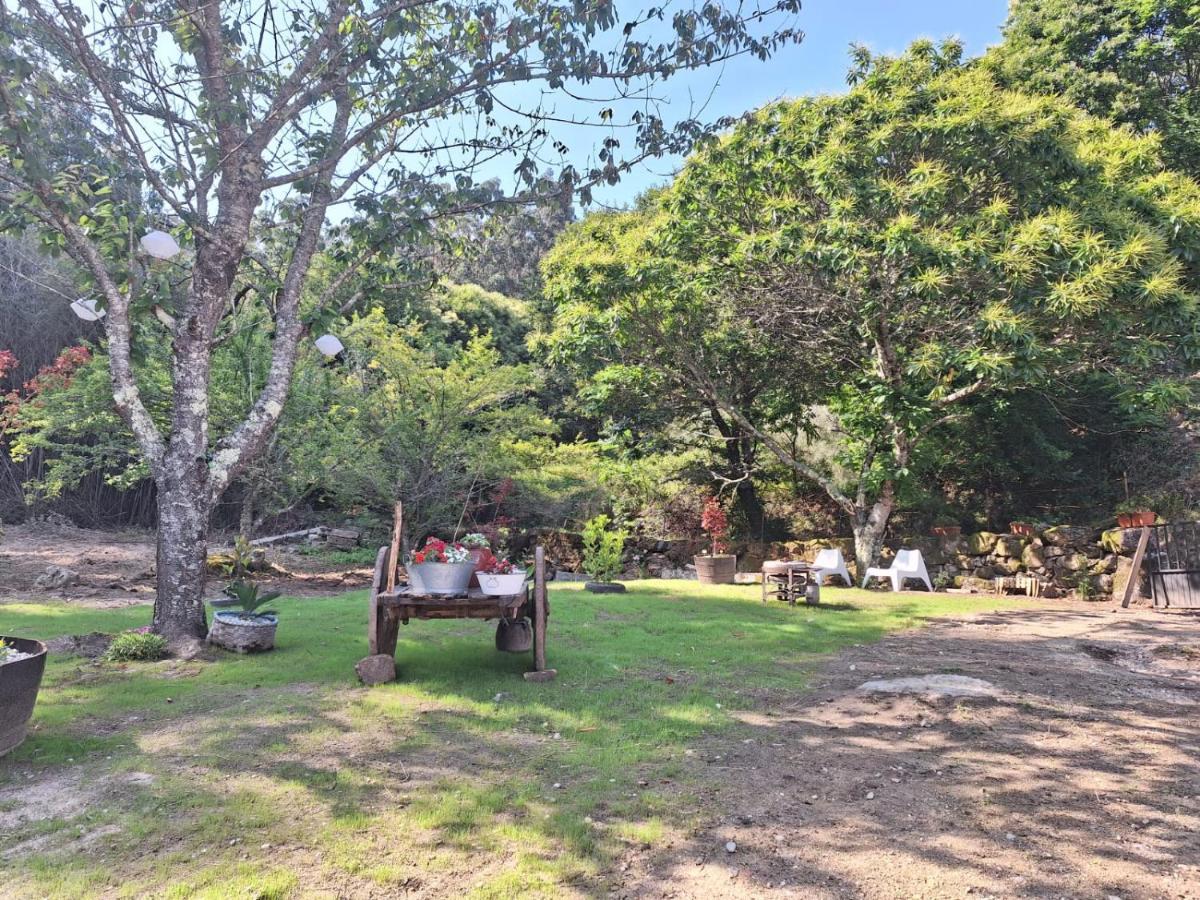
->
<box><xmin>857</xmin><ymin>673</ymin><xmax>999</xmax><ymax>698</ymax></box>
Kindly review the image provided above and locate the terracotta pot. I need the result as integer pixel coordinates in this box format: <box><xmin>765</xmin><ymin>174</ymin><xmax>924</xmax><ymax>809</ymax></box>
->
<box><xmin>695</xmin><ymin>554</ymin><xmax>737</xmax><ymax>584</ymax></box>
<box><xmin>1117</xmin><ymin>511</ymin><xmax>1156</xmax><ymax>528</ymax></box>
<box><xmin>1009</xmin><ymin>522</ymin><xmax>1036</xmax><ymax>536</ymax></box>
<box><xmin>0</xmin><ymin>636</ymin><xmax>48</xmax><ymax>757</ymax></box>
<box><xmin>468</xmin><ymin>548</ymin><xmax>495</xmax><ymax>589</ymax></box>
<box><xmin>931</xmin><ymin>525</ymin><xmax>961</xmax><ymax>539</ymax></box>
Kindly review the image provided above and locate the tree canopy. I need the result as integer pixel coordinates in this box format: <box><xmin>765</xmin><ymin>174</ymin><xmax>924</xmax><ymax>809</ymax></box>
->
<box><xmin>543</xmin><ymin>41</ymin><xmax>1200</xmax><ymax>571</ymax></box>
<box><xmin>989</xmin><ymin>0</ymin><xmax>1200</xmax><ymax>174</ymax></box>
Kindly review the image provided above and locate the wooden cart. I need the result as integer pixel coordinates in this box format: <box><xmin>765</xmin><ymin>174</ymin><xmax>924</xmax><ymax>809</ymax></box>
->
<box><xmin>364</xmin><ymin>544</ymin><xmax>555</xmax><ymax>682</ymax></box>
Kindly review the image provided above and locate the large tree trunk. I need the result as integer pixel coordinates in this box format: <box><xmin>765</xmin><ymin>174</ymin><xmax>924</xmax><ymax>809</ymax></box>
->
<box><xmin>153</xmin><ymin>468</ymin><xmax>210</xmax><ymax>642</ymax></box>
<box><xmin>710</xmin><ymin>407</ymin><xmax>768</xmax><ymax>538</ymax></box>
<box><xmin>851</xmin><ymin>482</ymin><xmax>895</xmax><ymax>583</ymax></box>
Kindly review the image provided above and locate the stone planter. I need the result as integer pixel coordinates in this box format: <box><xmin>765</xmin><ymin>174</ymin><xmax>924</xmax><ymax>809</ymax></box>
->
<box><xmin>408</xmin><ymin>561</ymin><xmax>476</xmax><ymax>595</ymax></box>
<box><xmin>1</xmin><ymin>636</ymin><xmax>48</xmax><ymax>756</ymax></box>
<box><xmin>476</xmin><ymin>570</ymin><xmax>527</xmax><ymax>596</ymax></box>
<box><xmin>208</xmin><ymin>612</ymin><xmax>278</xmax><ymax>653</ymax></box>
<box><xmin>694</xmin><ymin>554</ymin><xmax>736</xmax><ymax>584</ymax></box>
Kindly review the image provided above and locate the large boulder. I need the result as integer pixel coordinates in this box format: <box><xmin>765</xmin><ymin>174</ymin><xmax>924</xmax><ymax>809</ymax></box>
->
<box><xmin>965</xmin><ymin>532</ymin><xmax>998</xmax><ymax>554</ymax></box>
<box><xmin>1100</xmin><ymin>527</ymin><xmax>1142</xmax><ymax>555</ymax></box>
<box><xmin>1021</xmin><ymin>541</ymin><xmax>1046</xmax><ymax>570</ymax></box>
<box><xmin>34</xmin><ymin>565</ymin><xmax>79</xmax><ymax>590</ymax></box>
<box><xmin>996</xmin><ymin>556</ymin><xmax>1023</xmax><ymax>575</ymax></box>
<box><xmin>1061</xmin><ymin>552</ymin><xmax>1090</xmax><ymax>573</ymax></box>
<box><xmin>993</xmin><ymin>535</ymin><xmax>1025</xmax><ymax>558</ymax></box>
<box><xmin>1042</xmin><ymin>525</ymin><xmax>1093</xmax><ymax>548</ymax></box>
<box><xmin>1111</xmin><ymin>556</ymin><xmax>1151</xmax><ymax>602</ymax></box>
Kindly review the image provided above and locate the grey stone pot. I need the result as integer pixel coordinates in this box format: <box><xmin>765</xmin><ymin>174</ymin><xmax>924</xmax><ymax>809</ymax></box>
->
<box><xmin>0</xmin><ymin>636</ymin><xmax>48</xmax><ymax>757</ymax></box>
<box><xmin>408</xmin><ymin>561</ymin><xmax>476</xmax><ymax>596</ymax></box>
<box><xmin>208</xmin><ymin>612</ymin><xmax>278</xmax><ymax>653</ymax></box>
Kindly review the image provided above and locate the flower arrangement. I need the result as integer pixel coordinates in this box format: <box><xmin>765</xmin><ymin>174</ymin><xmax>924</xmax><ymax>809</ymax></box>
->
<box><xmin>411</xmin><ymin>536</ymin><xmax>471</xmax><ymax>564</ymax></box>
<box><xmin>700</xmin><ymin>496</ymin><xmax>731</xmax><ymax>555</ymax></box>
<box><xmin>481</xmin><ymin>556</ymin><xmax>518</xmax><ymax>574</ymax></box>
<box><xmin>460</xmin><ymin>533</ymin><xmax>491</xmax><ymax>549</ymax></box>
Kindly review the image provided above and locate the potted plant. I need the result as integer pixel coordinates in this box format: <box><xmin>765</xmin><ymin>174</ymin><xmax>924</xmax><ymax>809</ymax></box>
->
<box><xmin>461</xmin><ymin>532</ymin><xmax>494</xmax><ymax>567</ymax></box>
<box><xmin>476</xmin><ymin>556</ymin><xmax>527</xmax><ymax>596</ymax></box>
<box><xmin>460</xmin><ymin>532</ymin><xmax>495</xmax><ymax>588</ymax></box>
<box><xmin>0</xmin><ymin>636</ymin><xmax>48</xmax><ymax>757</ymax></box>
<box><xmin>407</xmin><ymin>537</ymin><xmax>476</xmax><ymax>595</ymax></box>
<box><xmin>1116</xmin><ymin>498</ymin><xmax>1156</xmax><ymax>529</ymax></box>
<box><xmin>582</xmin><ymin>514</ymin><xmax>628</xmax><ymax>593</ymax></box>
<box><xmin>208</xmin><ymin>581</ymin><xmax>282</xmax><ymax>653</ymax></box>
<box><xmin>694</xmin><ymin>497</ymin><xmax>736</xmax><ymax>584</ymax></box>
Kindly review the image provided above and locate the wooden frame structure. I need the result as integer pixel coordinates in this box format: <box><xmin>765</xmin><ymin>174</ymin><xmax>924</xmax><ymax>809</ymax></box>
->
<box><xmin>761</xmin><ymin>560</ymin><xmax>816</xmax><ymax>606</ymax></box>
<box><xmin>367</xmin><ymin>544</ymin><xmax>555</xmax><ymax>681</ymax></box>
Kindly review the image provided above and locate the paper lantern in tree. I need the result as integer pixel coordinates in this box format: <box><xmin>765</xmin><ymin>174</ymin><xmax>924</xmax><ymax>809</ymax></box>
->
<box><xmin>139</xmin><ymin>229</ymin><xmax>180</xmax><ymax>260</ymax></box>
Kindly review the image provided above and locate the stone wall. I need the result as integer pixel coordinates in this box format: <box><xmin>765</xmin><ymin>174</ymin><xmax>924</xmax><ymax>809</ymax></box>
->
<box><xmin>756</xmin><ymin>526</ymin><xmax>1148</xmax><ymax>600</ymax></box>
<box><xmin>521</xmin><ymin>524</ymin><xmax>1151</xmax><ymax>600</ymax></box>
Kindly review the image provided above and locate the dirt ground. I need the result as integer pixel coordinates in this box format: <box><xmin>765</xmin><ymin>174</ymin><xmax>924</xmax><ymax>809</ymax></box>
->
<box><xmin>620</xmin><ymin>604</ymin><xmax>1200</xmax><ymax>899</ymax></box>
<box><xmin>0</xmin><ymin>522</ymin><xmax>371</xmax><ymax>605</ymax></box>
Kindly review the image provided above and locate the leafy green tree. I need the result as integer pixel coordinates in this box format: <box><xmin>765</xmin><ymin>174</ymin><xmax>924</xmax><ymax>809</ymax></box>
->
<box><xmin>422</xmin><ymin>283</ymin><xmax>532</xmax><ymax>365</ymax></box>
<box><xmin>0</xmin><ymin>0</ymin><xmax>801</xmax><ymax>640</ymax></box>
<box><xmin>541</xmin><ymin>203</ymin><xmax>791</xmax><ymax>537</ymax></box>
<box><xmin>548</xmin><ymin>42</ymin><xmax>1200</xmax><ymax>574</ymax></box>
<box><xmin>989</xmin><ymin>0</ymin><xmax>1200</xmax><ymax>174</ymax></box>
<box><xmin>292</xmin><ymin>310</ymin><xmax>547</xmax><ymax>546</ymax></box>
<box><xmin>437</xmin><ymin>177</ymin><xmax>576</xmax><ymax>300</ymax></box>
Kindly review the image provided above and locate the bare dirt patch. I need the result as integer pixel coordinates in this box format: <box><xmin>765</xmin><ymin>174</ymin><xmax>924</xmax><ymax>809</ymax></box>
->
<box><xmin>0</xmin><ymin>523</ymin><xmax>370</xmax><ymax>606</ymax></box>
<box><xmin>619</xmin><ymin>604</ymin><xmax>1200</xmax><ymax>899</ymax></box>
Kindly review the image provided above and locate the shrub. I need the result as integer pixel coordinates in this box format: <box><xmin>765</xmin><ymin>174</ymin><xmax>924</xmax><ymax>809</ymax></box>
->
<box><xmin>104</xmin><ymin>631</ymin><xmax>168</xmax><ymax>662</ymax></box>
<box><xmin>581</xmin><ymin>514</ymin><xmax>627</xmax><ymax>583</ymax></box>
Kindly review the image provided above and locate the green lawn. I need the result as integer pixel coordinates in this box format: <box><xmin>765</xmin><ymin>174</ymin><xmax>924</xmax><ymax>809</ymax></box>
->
<box><xmin>0</xmin><ymin>581</ymin><xmax>1028</xmax><ymax>898</ymax></box>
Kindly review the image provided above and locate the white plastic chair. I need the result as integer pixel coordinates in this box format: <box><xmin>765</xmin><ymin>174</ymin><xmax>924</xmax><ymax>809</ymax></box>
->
<box><xmin>862</xmin><ymin>548</ymin><xmax>933</xmax><ymax>592</ymax></box>
<box><xmin>811</xmin><ymin>548</ymin><xmax>852</xmax><ymax>587</ymax></box>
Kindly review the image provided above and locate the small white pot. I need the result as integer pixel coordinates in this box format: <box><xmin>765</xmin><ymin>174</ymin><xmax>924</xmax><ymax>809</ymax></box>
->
<box><xmin>476</xmin><ymin>570</ymin><xmax>527</xmax><ymax>596</ymax></box>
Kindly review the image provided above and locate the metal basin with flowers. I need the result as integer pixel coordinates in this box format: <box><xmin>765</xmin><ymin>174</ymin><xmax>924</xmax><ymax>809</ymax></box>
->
<box><xmin>407</xmin><ymin>537</ymin><xmax>476</xmax><ymax>595</ymax></box>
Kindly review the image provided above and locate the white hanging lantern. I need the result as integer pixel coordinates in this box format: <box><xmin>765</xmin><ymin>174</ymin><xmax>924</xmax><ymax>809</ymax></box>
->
<box><xmin>314</xmin><ymin>334</ymin><xmax>345</xmax><ymax>357</ymax></box>
<box><xmin>139</xmin><ymin>229</ymin><xmax>181</xmax><ymax>260</ymax></box>
<box><xmin>70</xmin><ymin>297</ymin><xmax>106</xmax><ymax>321</ymax></box>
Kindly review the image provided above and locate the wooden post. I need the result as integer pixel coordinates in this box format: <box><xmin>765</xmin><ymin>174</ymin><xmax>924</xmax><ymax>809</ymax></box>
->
<box><xmin>386</xmin><ymin>500</ymin><xmax>403</xmax><ymax>593</ymax></box>
<box><xmin>368</xmin><ymin>545</ymin><xmax>388</xmax><ymax>655</ymax></box>
<box><xmin>1121</xmin><ymin>525</ymin><xmax>1152</xmax><ymax>608</ymax></box>
<box><xmin>524</xmin><ymin>545</ymin><xmax>557</xmax><ymax>682</ymax></box>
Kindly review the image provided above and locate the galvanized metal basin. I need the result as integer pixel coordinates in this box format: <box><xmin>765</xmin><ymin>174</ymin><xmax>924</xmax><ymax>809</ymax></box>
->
<box><xmin>408</xmin><ymin>561</ymin><xmax>476</xmax><ymax>595</ymax></box>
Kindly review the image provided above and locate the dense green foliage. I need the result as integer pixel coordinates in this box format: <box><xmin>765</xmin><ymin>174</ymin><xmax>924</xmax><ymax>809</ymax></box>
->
<box><xmin>581</xmin><ymin>514</ymin><xmax>628</xmax><ymax>582</ymax></box>
<box><xmin>543</xmin><ymin>41</ymin><xmax>1200</xmax><ymax>565</ymax></box>
<box><xmin>103</xmin><ymin>631</ymin><xmax>168</xmax><ymax>662</ymax></box>
<box><xmin>989</xmin><ymin>0</ymin><xmax>1200</xmax><ymax>174</ymax></box>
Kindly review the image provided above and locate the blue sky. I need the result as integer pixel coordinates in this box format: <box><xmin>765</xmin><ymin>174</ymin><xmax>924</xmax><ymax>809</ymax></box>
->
<box><xmin>543</xmin><ymin>0</ymin><xmax>1011</xmax><ymax>208</ymax></box>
